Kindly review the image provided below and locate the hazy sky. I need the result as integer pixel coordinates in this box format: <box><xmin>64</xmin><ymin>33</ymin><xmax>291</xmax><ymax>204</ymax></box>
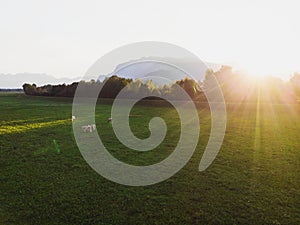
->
<box><xmin>1</xmin><ymin>0</ymin><xmax>300</xmax><ymax>79</ymax></box>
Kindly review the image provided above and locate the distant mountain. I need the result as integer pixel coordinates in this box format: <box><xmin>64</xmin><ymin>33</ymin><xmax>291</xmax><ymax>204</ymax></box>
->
<box><xmin>0</xmin><ymin>73</ymin><xmax>81</xmax><ymax>88</ymax></box>
<box><xmin>103</xmin><ymin>57</ymin><xmax>221</xmax><ymax>85</ymax></box>
<box><xmin>1</xmin><ymin>59</ymin><xmax>222</xmax><ymax>88</ymax></box>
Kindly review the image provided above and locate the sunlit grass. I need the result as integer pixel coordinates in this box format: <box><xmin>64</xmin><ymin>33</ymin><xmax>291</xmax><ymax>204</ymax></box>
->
<box><xmin>0</xmin><ymin>119</ymin><xmax>70</xmax><ymax>135</ymax></box>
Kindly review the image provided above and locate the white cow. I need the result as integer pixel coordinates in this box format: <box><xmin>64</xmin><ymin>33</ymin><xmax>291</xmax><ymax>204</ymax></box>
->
<box><xmin>81</xmin><ymin>124</ymin><xmax>96</xmax><ymax>132</ymax></box>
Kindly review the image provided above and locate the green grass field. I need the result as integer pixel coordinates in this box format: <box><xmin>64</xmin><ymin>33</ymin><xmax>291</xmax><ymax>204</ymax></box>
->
<box><xmin>1</xmin><ymin>93</ymin><xmax>300</xmax><ymax>224</ymax></box>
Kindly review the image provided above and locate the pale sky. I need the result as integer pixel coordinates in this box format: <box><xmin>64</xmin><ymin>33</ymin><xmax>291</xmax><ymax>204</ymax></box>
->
<box><xmin>1</xmin><ymin>0</ymin><xmax>300</xmax><ymax>79</ymax></box>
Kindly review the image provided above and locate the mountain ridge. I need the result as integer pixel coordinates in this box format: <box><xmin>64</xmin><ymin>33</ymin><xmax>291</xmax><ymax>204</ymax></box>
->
<box><xmin>0</xmin><ymin>73</ymin><xmax>81</xmax><ymax>88</ymax></box>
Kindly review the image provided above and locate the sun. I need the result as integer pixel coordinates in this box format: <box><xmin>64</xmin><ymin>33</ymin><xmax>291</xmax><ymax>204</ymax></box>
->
<box><xmin>237</xmin><ymin>59</ymin><xmax>293</xmax><ymax>81</ymax></box>
<box><xmin>238</xmin><ymin>63</ymin><xmax>275</xmax><ymax>81</ymax></box>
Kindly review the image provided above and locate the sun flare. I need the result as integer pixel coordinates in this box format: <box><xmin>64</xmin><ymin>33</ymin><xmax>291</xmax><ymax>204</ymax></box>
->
<box><xmin>236</xmin><ymin>63</ymin><xmax>288</xmax><ymax>81</ymax></box>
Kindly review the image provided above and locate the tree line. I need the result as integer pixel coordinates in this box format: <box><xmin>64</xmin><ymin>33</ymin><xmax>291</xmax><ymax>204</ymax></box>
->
<box><xmin>22</xmin><ymin>75</ymin><xmax>206</xmax><ymax>101</ymax></box>
<box><xmin>23</xmin><ymin>66</ymin><xmax>300</xmax><ymax>103</ymax></box>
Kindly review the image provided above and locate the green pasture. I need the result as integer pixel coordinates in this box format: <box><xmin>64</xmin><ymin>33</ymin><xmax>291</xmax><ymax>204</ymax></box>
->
<box><xmin>1</xmin><ymin>93</ymin><xmax>299</xmax><ymax>224</ymax></box>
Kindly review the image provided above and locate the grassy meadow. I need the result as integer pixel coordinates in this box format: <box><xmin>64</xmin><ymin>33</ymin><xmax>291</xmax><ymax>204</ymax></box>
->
<box><xmin>1</xmin><ymin>93</ymin><xmax>300</xmax><ymax>224</ymax></box>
